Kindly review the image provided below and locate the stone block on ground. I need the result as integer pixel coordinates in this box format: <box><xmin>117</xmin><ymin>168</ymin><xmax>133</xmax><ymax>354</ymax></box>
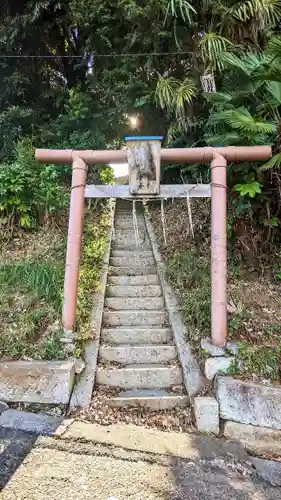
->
<box><xmin>251</xmin><ymin>457</ymin><xmax>281</xmax><ymax>487</ymax></box>
<box><xmin>201</xmin><ymin>338</ymin><xmax>225</xmax><ymax>357</ymax></box>
<box><xmin>194</xmin><ymin>397</ymin><xmax>220</xmax><ymax>435</ymax></box>
<box><xmin>0</xmin><ymin>360</ymin><xmax>75</xmax><ymax>404</ymax></box>
<box><xmin>0</xmin><ymin>409</ymin><xmax>63</xmax><ymax>435</ymax></box>
<box><xmin>216</xmin><ymin>376</ymin><xmax>281</xmax><ymax>429</ymax></box>
<box><xmin>0</xmin><ymin>401</ymin><xmax>9</xmax><ymax>414</ymax></box>
<box><xmin>205</xmin><ymin>357</ymin><xmax>232</xmax><ymax>380</ymax></box>
<box><xmin>224</xmin><ymin>421</ymin><xmax>281</xmax><ymax>458</ymax></box>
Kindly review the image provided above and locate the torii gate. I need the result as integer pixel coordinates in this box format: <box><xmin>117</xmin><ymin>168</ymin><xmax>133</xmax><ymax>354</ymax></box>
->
<box><xmin>35</xmin><ymin>139</ymin><xmax>271</xmax><ymax>347</ymax></box>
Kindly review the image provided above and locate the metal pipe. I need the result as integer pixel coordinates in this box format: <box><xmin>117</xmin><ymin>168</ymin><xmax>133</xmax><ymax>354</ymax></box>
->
<box><xmin>211</xmin><ymin>154</ymin><xmax>227</xmax><ymax>347</ymax></box>
<box><xmin>35</xmin><ymin>145</ymin><xmax>272</xmax><ymax>165</ymax></box>
<box><xmin>62</xmin><ymin>157</ymin><xmax>88</xmax><ymax>333</ymax></box>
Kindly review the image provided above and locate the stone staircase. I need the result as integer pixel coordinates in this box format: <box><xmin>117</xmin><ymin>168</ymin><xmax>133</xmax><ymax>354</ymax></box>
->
<box><xmin>96</xmin><ymin>200</ymin><xmax>188</xmax><ymax>410</ymax></box>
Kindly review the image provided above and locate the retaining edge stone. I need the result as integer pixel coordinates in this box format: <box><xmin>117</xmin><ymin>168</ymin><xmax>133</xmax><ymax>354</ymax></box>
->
<box><xmin>70</xmin><ymin>202</ymin><xmax>115</xmax><ymax>408</ymax></box>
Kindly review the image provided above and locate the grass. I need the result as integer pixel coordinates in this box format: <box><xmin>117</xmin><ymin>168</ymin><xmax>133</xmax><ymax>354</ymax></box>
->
<box><xmin>166</xmin><ymin>248</ymin><xmax>211</xmax><ymax>340</ymax></box>
<box><xmin>237</xmin><ymin>340</ymin><xmax>281</xmax><ymax>381</ymax></box>
<box><xmin>0</xmin><ymin>202</ymin><xmax>111</xmax><ymax>361</ymax></box>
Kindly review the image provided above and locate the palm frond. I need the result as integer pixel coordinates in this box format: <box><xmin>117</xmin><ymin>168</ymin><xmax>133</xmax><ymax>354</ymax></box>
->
<box><xmin>265</xmin><ymin>81</ymin><xmax>281</xmax><ymax>104</ymax></box>
<box><xmin>164</xmin><ymin>0</ymin><xmax>197</xmax><ymax>24</ymax></box>
<box><xmin>175</xmin><ymin>78</ymin><xmax>196</xmax><ymax>117</ymax></box>
<box><xmin>203</xmin><ymin>91</ymin><xmax>234</xmax><ymax>105</ymax></box>
<box><xmin>155</xmin><ymin>76</ymin><xmax>179</xmax><ymax>109</ymax></box>
<box><xmin>229</xmin><ymin>0</ymin><xmax>281</xmax><ymax>25</ymax></box>
<box><xmin>199</xmin><ymin>33</ymin><xmax>233</xmax><ymax>71</ymax></box>
<box><xmin>260</xmin><ymin>152</ymin><xmax>281</xmax><ymax>170</ymax></box>
<box><xmin>220</xmin><ymin>52</ymin><xmax>264</xmax><ymax>76</ymax></box>
<box><xmin>205</xmin><ymin>132</ymin><xmax>243</xmax><ymax>146</ymax></box>
<box><xmin>226</xmin><ymin>108</ymin><xmax>277</xmax><ymax>134</ymax></box>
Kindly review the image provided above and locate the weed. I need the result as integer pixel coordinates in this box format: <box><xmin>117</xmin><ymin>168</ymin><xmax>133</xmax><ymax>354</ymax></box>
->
<box><xmin>0</xmin><ymin>262</ymin><xmax>64</xmax><ymax>311</ymax></box>
<box><xmin>166</xmin><ymin>248</ymin><xmax>211</xmax><ymax>338</ymax></box>
<box><xmin>226</xmin><ymin>358</ymin><xmax>242</xmax><ymax>375</ymax></box>
<box><xmin>238</xmin><ymin>340</ymin><xmax>281</xmax><ymax>380</ymax></box>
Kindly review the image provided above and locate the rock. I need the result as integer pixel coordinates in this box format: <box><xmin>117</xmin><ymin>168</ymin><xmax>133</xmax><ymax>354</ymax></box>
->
<box><xmin>251</xmin><ymin>457</ymin><xmax>281</xmax><ymax>486</ymax></box>
<box><xmin>0</xmin><ymin>360</ymin><xmax>75</xmax><ymax>405</ymax></box>
<box><xmin>0</xmin><ymin>409</ymin><xmax>63</xmax><ymax>435</ymax></box>
<box><xmin>217</xmin><ymin>376</ymin><xmax>281</xmax><ymax>429</ymax></box>
<box><xmin>224</xmin><ymin>421</ymin><xmax>281</xmax><ymax>458</ymax></box>
<box><xmin>194</xmin><ymin>397</ymin><xmax>220</xmax><ymax>435</ymax></box>
<box><xmin>204</xmin><ymin>357</ymin><xmax>232</xmax><ymax>380</ymax></box>
<box><xmin>226</xmin><ymin>342</ymin><xmax>239</xmax><ymax>356</ymax></box>
<box><xmin>73</xmin><ymin>357</ymin><xmax>86</xmax><ymax>375</ymax></box>
<box><xmin>0</xmin><ymin>401</ymin><xmax>9</xmax><ymax>414</ymax></box>
<box><xmin>201</xmin><ymin>338</ymin><xmax>225</xmax><ymax>357</ymax></box>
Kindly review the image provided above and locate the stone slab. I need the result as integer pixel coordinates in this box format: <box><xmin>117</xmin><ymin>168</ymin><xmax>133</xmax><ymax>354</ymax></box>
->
<box><xmin>110</xmin><ymin>255</ymin><xmax>155</xmax><ymax>266</ymax></box>
<box><xmin>205</xmin><ymin>357</ymin><xmax>232</xmax><ymax>380</ymax></box>
<box><xmin>63</xmin><ymin>422</ymin><xmax>249</xmax><ymax>462</ymax></box>
<box><xmin>85</xmin><ymin>183</ymin><xmax>211</xmax><ymax>198</ymax></box>
<box><xmin>108</xmin><ymin>394</ymin><xmax>189</xmax><ymax>409</ymax></box>
<box><xmin>224</xmin><ymin>421</ymin><xmax>281</xmax><ymax>458</ymax></box>
<box><xmin>109</xmin><ymin>266</ymin><xmax>156</xmax><ymax>276</ymax></box>
<box><xmin>216</xmin><ymin>376</ymin><xmax>281</xmax><ymax>429</ymax></box>
<box><xmin>107</xmin><ymin>284</ymin><xmax>162</xmax><ymax>297</ymax></box>
<box><xmin>107</xmin><ymin>275</ymin><xmax>159</xmax><ymax>285</ymax></box>
<box><xmin>194</xmin><ymin>397</ymin><xmax>220</xmax><ymax>435</ymax></box>
<box><xmin>103</xmin><ymin>310</ymin><xmax>168</xmax><ymax>327</ymax></box>
<box><xmin>111</xmin><ymin>250</ymin><xmax>152</xmax><ymax>257</ymax></box>
<box><xmin>105</xmin><ymin>296</ymin><xmax>164</xmax><ymax>310</ymax></box>
<box><xmin>96</xmin><ymin>366</ymin><xmax>182</xmax><ymax>389</ymax></box>
<box><xmin>101</xmin><ymin>327</ymin><xmax>173</xmax><ymax>345</ymax></box>
<box><xmin>0</xmin><ymin>360</ymin><xmax>75</xmax><ymax>404</ymax></box>
<box><xmin>99</xmin><ymin>345</ymin><xmax>176</xmax><ymax>364</ymax></box>
<box><xmin>0</xmin><ymin>409</ymin><xmax>65</xmax><ymax>435</ymax></box>
<box><xmin>251</xmin><ymin>457</ymin><xmax>281</xmax><ymax>487</ymax></box>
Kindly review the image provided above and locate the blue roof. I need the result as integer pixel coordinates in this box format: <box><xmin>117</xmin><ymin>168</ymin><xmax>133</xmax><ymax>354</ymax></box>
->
<box><xmin>124</xmin><ymin>136</ymin><xmax>163</xmax><ymax>141</ymax></box>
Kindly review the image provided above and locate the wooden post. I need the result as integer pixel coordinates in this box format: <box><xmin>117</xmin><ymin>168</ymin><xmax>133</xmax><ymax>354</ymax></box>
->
<box><xmin>62</xmin><ymin>157</ymin><xmax>88</xmax><ymax>333</ymax></box>
<box><xmin>211</xmin><ymin>154</ymin><xmax>227</xmax><ymax>347</ymax></box>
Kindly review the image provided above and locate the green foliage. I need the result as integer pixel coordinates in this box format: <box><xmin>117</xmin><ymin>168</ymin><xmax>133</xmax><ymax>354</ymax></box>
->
<box><xmin>0</xmin><ymin>261</ymin><xmax>64</xmax><ymax>312</ymax></box>
<box><xmin>238</xmin><ymin>340</ymin><xmax>281</xmax><ymax>380</ymax></box>
<box><xmin>234</xmin><ymin>181</ymin><xmax>262</xmax><ymax>198</ymax></box>
<box><xmin>0</xmin><ymin>140</ymin><xmax>67</xmax><ymax>234</ymax></box>
<box><xmin>75</xmin><ymin>206</ymin><xmax>111</xmax><ymax>351</ymax></box>
<box><xmin>166</xmin><ymin>249</ymin><xmax>211</xmax><ymax>337</ymax></box>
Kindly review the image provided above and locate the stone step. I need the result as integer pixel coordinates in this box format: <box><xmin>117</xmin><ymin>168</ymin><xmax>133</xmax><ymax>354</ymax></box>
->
<box><xmin>105</xmin><ymin>297</ymin><xmax>164</xmax><ymax>310</ymax></box>
<box><xmin>114</xmin><ymin>221</ymin><xmax>146</xmax><ymax>229</ymax></box>
<box><xmin>111</xmin><ymin>250</ymin><xmax>153</xmax><ymax>258</ymax></box>
<box><xmin>112</xmin><ymin>245</ymin><xmax>152</xmax><ymax>252</ymax></box>
<box><xmin>96</xmin><ymin>365</ymin><xmax>182</xmax><ymax>389</ymax></box>
<box><xmin>107</xmin><ymin>284</ymin><xmax>162</xmax><ymax>298</ymax></box>
<box><xmin>109</xmin><ymin>266</ymin><xmax>156</xmax><ymax>276</ymax></box>
<box><xmin>113</xmin><ymin>234</ymin><xmax>150</xmax><ymax>246</ymax></box>
<box><xmin>101</xmin><ymin>327</ymin><xmax>173</xmax><ymax>345</ymax></box>
<box><xmin>99</xmin><ymin>345</ymin><xmax>176</xmax><ymax>364</ymax></box>
<box><xmin>103</xmin><ymin>310</ymin><xmax>168</xmax><ymax>327</ymax></box>
<box><xmin>108</xmin><ymin>390</ymin><xmax>189</xmax><ymax>409</ymax></box>
<box><xmin>110</xmin><ymin>256</ymin><xmax>155</xmax><ymax>267</ymax></box>
<box><xmin>114</xmin><ymin>229</ymin><xmax>147</xmax><ymax>238</ymax></box>
<box><xmin>108</xmin><ymin>275</ymin><xmax>159</xmax><ymax>286</ymax></box>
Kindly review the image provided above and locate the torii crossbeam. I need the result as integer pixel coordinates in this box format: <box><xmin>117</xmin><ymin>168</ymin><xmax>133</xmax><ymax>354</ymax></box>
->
<box><xmin>36</xmin><ymin>140</ymin><xmax>271</xmax><ymax>347</ymax></box>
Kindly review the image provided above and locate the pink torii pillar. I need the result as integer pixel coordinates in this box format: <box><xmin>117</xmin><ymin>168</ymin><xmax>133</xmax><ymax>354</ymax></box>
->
<box><xmin>36</xmin><ymin>145</ymin><xmax>271</xmax><ymax>347</ymax></box>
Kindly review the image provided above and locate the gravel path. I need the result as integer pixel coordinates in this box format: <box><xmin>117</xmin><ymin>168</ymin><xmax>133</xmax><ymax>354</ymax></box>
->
<box><xmin>0</xmin><ymin>426</ymin><xmax>280</xmax><ymax>499</ymax></box>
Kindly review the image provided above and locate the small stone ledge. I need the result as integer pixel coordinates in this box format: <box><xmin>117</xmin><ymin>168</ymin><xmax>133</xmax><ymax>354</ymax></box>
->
<box><xmin>0</xmin><ymin>409</ymin><xmax>73</xmax><ymax>436</ymax></box>
<box><xmin>0</xmin><ymin>360</ymin><xmax>75</xmax><ymax>405</ymax></box>
<box><xmin>194</xmin><ymin>396</ymin><xmax>219</xmax><ymax>435</ymax></box>
<box><xmin>223</xmin><ymin>421</ymin><xmax>281</xmax><ymax>458</ymax></box>
<box><xmin>216</xmin><ymin>376</ymin><xmax>281</xmax><ymax>430</ymax></box>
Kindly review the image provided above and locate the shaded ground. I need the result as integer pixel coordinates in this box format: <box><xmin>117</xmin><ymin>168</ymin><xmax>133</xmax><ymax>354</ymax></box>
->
<box><xmin>0</xmin><ymin>424</ymin><xmax>280</xmax><ymax>499</ymax></box>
